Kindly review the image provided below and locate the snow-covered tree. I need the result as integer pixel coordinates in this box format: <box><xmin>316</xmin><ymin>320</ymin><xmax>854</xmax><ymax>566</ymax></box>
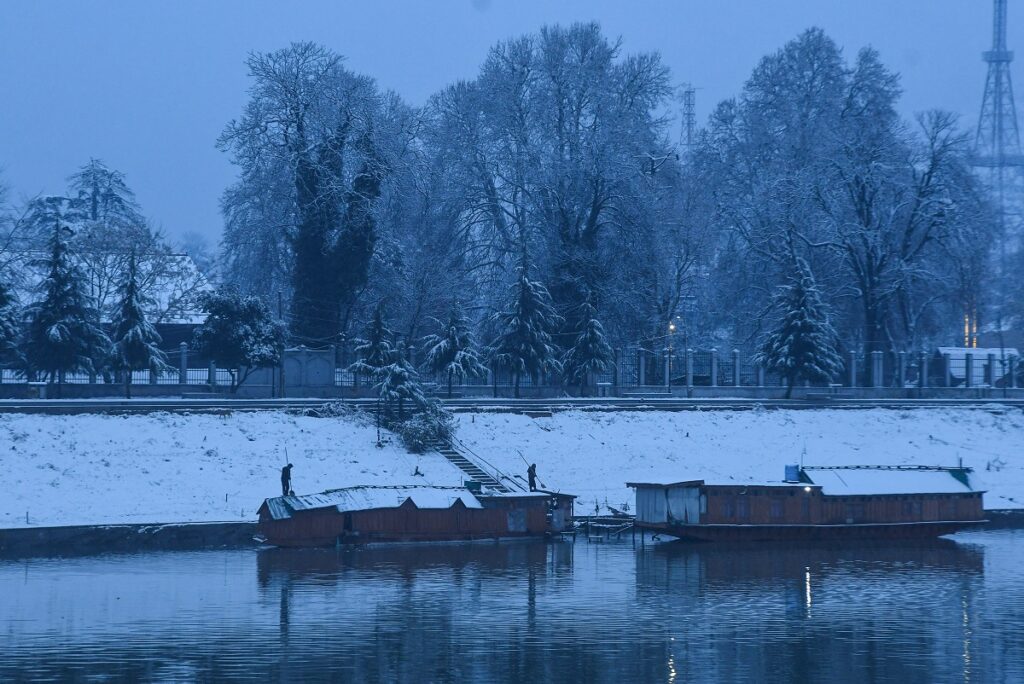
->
<box><xmin>421</xmin><ymin>303</ymin><xmax>486</xmax><ymax>398</ymax></box>
<box><xmin>754</xmin><ymin>259</ymin><xmax>843</xmax><ymax>398</ymax></box>
<box><xmin>109</xmin><ymin>253</ymin><xmax>170</xmax><ymax>398</ymax></box>
<box><xmin>376</xmin><ymin>342</ymin><xmax>425</xmax><ymax>420</ymax></box>
<box><xmin>349</xmin><ymin>304</ymin><xmax>396</xmax><ymax>381</ymax></box>
<box><xmin>192</xmin><ymin>290</ymin><xmax>285</xmax><ymax>392</ymax></box>
<box><xmin>562</xmin><ymin>301</ymin><xmax>614</xmax><ymax>395</ymax></box>
<box><xmin>0</xmin><ymin>276</ymin><xmax>21</xmax><ymax>368</ymax></box>
<box><xmin>23</xmin><ymin>223</ymin><xmax>108</xmax><ymax>395</ymax></box>
<box><xmin>489</xmin><ymin>273</ymin><xmax>563</xmax><ymax>398</ymax></box>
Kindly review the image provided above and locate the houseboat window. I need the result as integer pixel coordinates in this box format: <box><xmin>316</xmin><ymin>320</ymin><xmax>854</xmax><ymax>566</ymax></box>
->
<box><xmin>770</xmin><ymin>500</ymin><xmax>784</xmax><ymax>519</ymax></box>
<box><xmin>722</xmin><ymin>500</ymin><xmax>735</xmax><ymax>518</ymax></box>
<box><xmin>737</xmin><ymin>499</ymin><xmax>750</xmax><ymax>519</ymax></box>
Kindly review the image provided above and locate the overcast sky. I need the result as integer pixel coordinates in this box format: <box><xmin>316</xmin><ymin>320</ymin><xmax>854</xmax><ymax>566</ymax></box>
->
<box><xmin>0</xmin><ymin>1</ymin><xmax>1012</xmax><ymax>245</ymax></box>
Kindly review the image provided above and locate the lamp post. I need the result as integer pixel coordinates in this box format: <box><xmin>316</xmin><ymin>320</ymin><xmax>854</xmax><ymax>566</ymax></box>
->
<box><xmin>667</xmin><ymin>320</ymin><xmax>677</xmax><ymax>392</ymax></box>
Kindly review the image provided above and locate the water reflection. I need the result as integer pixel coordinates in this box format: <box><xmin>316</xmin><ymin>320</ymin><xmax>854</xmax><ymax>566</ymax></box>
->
<box><xmin>1</xmin><ymin>533</ymin><xmax>1022</xmax><ymax>683</ymax></box>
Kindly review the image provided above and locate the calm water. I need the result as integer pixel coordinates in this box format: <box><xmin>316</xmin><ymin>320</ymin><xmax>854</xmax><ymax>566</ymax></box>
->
<box><xmin>2</xmin><ymin>531</ymin><xmax>1023</xmax><ymax>683</ymax></box>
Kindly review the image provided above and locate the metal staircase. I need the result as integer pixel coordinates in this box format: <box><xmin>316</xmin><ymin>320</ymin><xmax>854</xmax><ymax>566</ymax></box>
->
<box><xmin>429</xmin><ymin>436</ymin><xmax>525</xmax><ymax>494</ymax></box>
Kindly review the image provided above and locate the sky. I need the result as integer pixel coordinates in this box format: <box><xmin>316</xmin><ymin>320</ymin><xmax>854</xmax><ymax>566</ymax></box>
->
<box><xmin>0</xmin><ymin>1</ymin><xmax>1013</xmax><ymax>245</ymax></box>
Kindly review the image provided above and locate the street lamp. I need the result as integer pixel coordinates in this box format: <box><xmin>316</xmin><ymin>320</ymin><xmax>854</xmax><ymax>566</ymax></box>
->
<box><xmin>667</xmin><ymin>320</ymin><xmax>677</xmax><ymax>392</ymax></box>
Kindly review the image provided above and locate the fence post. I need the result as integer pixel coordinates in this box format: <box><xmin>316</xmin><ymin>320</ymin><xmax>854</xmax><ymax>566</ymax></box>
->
<box><xmin>919</xmin><ymin>352</ymin><xmax>928</xmax><ymax>389</ymax></box>
<box><xmin>685</xmin><ymin>349</ymin><xmax>694</xmax><ymax>389</ymax></box>
<box><xmin>870</xmin><ymin>351</ymin><xmax>883</xmax><ymax>388</ymax></box>
<box><xmin>897</xmin><ymin>351</ymin><xmax>906</xmax><ymax>388</ymax></box>
<box><xmin>943</xmin><ymin>353</ymin><xmax>951</xmax><ymax>388</ymax></box>
<box><xmin>732</xmin><ymin>349</ymin><xmax>741</xmax><ymax>386</ymax></box>
<box><xmin>179</xmin><ymin>342</ymin><xmax>188</xmax><ymax>385</ymax></box>
<box><xmin>664</xmin><ymin>348</ymin><xmax>671</xmax><ymax>392</ymax></box>
<box><xmin>848</xmin><ymin>352</ymin><xmax>857</xmax><ymax>388</ymax></box>
<box><xmin>1011</xmin><ymin>356</ymin><xmax>1018</xmax><ymax>389</ymax></box>
<box><xmin>965</xmin><ymin>353</ymin><xmax>973</xmax><ymax>389</ymax></box>
<box><xmin>987</xmin><ymin>353</ymin><xmax>997</xmax><ymax>388</ymax></box>
<box><xmin>614</xmin><ymin>347</ymin><xmax>622</xmax><ymax>395</ymax></box>
<box><xmin>208</xmin><ymin>360</ymin><xmax>217</xmax><ymax>387</ymax></box>
<box><xmin>638</xmin><ymin>351</ymin><xmax>646</xmax><ymax>387</ymax></box>
<box><xmin>710</xmin><ymin>349</ymin><xmax>718</xmax><ymax>387</ymax></box>
<box><xmin>756</xmin><ymin>364</ymin><xmax>765</xmax><ymax>388</ymax></box>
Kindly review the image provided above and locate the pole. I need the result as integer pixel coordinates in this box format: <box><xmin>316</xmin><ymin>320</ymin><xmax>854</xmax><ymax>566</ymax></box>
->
<box><xmin>278</xmin><ymin>291</ymin><xmax>286</xmax><ymax>399</ymax></box>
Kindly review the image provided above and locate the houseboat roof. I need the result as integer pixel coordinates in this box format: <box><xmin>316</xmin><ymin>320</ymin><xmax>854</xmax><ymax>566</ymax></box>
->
<box><xmin>627</xmin><ymin>466</ymin><xmax>980</xmax><ymax>497</ymax></box>
<box><xmin>800</xmin><ymin>466</ymin><xmax>977</xmax><ymax>496</ymax></box>
<box><xmin>262</xmin><ymin>485</ymin><xmax>482</xmax><ymax>521</ymax></box>
<box><xmin>477</xmin><ymin>491</ymin><xmax>577</xmax><ymax>500</ymax></box>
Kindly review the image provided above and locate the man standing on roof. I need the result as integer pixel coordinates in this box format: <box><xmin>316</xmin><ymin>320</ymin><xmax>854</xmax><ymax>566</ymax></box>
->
<box><xmin>527</xmin><ymin>463</ymin><xmax>538</xmax><ymax>492</ymax></box>
<box><xmin>281</xmin><ymin>463</ymin><xmax>293</xmax><ymax>496</ymax></box>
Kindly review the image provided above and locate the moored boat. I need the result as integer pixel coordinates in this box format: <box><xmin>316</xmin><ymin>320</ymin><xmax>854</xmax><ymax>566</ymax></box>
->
<box><xmin>257</xmin><ymin>485</ymin><xmax>575</xmax><ymax>547</ymax></box>
<box><xmin>629</xmin><ymin>465</ymin><xmax>987</xmax><ymax>542</ymax></box>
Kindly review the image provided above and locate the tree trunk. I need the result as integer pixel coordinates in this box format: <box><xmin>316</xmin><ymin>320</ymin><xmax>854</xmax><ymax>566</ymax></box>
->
<box><xmin>125</xmin><ymin>374</ymin><xmax>132</xmax><ymax>399</ymax></box>
<box><xmin>514</xmin><ymin>373</ymin><xmax>521</xmax><ymax>399</ymax></box>
<box><xmin>447</xmin><ymin>369</ymin><xmax>453</xmax><ymax>399</ymax></box>
<box><xmin>785</xmin><ymin>375</ymin><xmax>795</xmax><ymax>399</ymax></box>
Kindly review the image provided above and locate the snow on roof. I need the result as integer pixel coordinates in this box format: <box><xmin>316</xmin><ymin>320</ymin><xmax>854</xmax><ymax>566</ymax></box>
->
<box><xmin>264</xmin><ymin>485</ymin><xmax>482</xmax><ymax>519</ymax></box>
<box><xmin>801</xmin><ymin>466</ymin><xmax>976</xmax><ymax>496</ymax></box>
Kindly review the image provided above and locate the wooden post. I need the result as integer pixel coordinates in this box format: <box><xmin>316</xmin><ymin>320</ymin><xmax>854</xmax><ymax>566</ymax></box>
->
<box><xmin>987</xmin><ymin>353</ymin><xmax>997</xmax><ymax>387</ymax></box>
<box><xmin>965</xmin><ymin>353</ymin><xmax>973</xmax><ymax>389</ymax></box>
<box><xmin>208</xmin><ymin>360</ymin><xmax>217</xmax><ymax>387</ymax></box>
<box><xmin>919</xmin><ymin>352</ymin><xmax>928</xmax><ymax>389</ymax></box>
<box><xmin>848</xmin><ymin>352</ymin><xmax>857</xmax><ymax>388</ymax></box>
<box><xmin>943</xmin><ymin>353</ymin><xmax>951</xmax><ymax>388</ymax></box>
<box><xmin>664</xmin><ymin>348</ymin><xmax>670</xmax><ymax>391</ymax></box>
<box><xmin>756</xmin><ymin>364</ymin><xmax>765</xmax><ymax>388</ymax></box>
<box><xmin>732</xmin><ymin>349</ymin><xmax>741</xmax><ymax>386</ymax></box>
<box><xmin>1010</xmin><ymin>356</ymin><xmax>1017</xmax><ymax>389</ymax></box>
<box><xmin>638</xmin><ymin>352</ymin><xmax>646</xmax><ymax>387</ymax></box>
<box><xmin>685</xmin><ymin>349</ymin><xmax>694</xmax><ymax>388</ymax></box>
<box><xmin>710</xmin><ymin>349</ymin><xmax>718</xmax><ymax>387</ymax></box>
<box><xmin>897</xmin><ymin>351</ymin><xmax>906</xmax><ymax>388</ymax></box>
<box><xmin>614</xmin><ymin>347</ymin><xmax>622</xmax><ymax>396</ymax></box>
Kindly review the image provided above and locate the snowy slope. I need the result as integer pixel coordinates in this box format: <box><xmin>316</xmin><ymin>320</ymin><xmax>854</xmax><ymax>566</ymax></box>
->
<box><xmin>455</xmin><ymin>408</ymin><xmax>1024</xmax><ymax>514</ymax></box>
<box><xmin>4</xmin><ymin>407</ymin><xmax>1022</xmax><ymax>529</ymax></box>
<box><xmin>3</xmin><ymin>411</ymin><xmax>466</xmax><ymax>528</ymax></box>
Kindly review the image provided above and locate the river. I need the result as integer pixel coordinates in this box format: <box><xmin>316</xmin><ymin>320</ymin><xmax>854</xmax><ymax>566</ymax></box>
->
<box><xmin>3</xmin><ymin>530</ymin><xmax>1022</xmax><ymax>683</ymax></box>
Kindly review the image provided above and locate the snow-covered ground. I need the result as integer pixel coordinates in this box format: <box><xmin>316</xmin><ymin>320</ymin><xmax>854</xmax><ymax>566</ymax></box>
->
<box><xmin>3</xmin><ymin>411</ymin><xmax>465</xmax><ymax>528</ymax></box>
<box><xmin>4</xmin><ymin>407</ymin><xmax>1022</xmax><ymax>529</ymax></box>
<box><xmin>456</xmin><ymin>408</ymin><xmax>1024</xmax><ymax>514</ymax></box>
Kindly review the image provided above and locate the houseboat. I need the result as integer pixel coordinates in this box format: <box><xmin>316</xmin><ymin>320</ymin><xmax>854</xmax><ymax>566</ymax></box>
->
<box><xmin>257</xmin><ymin>485</ymin><xmax>575</xmax><ymax>548</ymax></box>
<box><xmin>629</xmin><ymin>465</ymin><xmax>986</xmax><ymax>542</ymax></box>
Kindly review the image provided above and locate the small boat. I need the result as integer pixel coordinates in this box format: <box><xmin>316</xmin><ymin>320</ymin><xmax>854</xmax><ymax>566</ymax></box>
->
<box><xmin>257</xmin><ymin>485</ymin><xmax>576</xmax><ymax>548</ymax></box>
<box><xmin>628</xmin><ymin>465</ymin><xmax>987</xmax><ymax>542</ymax></box>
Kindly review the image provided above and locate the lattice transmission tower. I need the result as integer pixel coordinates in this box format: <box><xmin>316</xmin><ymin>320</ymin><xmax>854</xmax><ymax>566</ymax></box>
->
<box><xmin>973</xmin><ymin>0</ymin><xmax>1024</xmax><ymax>348</ymax></box>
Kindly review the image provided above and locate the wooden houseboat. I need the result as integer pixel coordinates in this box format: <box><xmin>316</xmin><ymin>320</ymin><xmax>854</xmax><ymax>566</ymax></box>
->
<box><xmin>629</xmin><ymin>465</ymin><xmax>986</xmax><ymax>542</ymax></box>
<box><xmin>257</xmin><ymin>485</ymin><xmax>575</xmax><ymax>548</ymax></box>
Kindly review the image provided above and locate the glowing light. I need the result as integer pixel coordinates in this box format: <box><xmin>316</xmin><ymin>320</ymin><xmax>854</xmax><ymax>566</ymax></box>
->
<box><xmin>804</xmin><ymin>486</ymin><xmax>812</xmax><ymax>493</ymax></box>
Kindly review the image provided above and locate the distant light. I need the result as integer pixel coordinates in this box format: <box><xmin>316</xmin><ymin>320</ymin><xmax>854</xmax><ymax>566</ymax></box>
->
<box><xmin>804</xmin><ymin>486</ymin><xmax>812</xmax><ymax>492</ymax></box>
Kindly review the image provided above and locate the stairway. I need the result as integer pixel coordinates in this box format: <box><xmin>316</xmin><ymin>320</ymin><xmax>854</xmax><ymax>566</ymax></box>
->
<box><xmin>429</xmin><ymin>439</ymin><xmax>518</xmax><ymax>493</ymax></box>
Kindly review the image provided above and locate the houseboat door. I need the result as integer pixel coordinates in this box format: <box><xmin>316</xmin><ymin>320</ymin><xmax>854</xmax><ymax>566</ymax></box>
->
<box><xmin>667</xmin><ymin>486</ymin><xmax>702</xmax><ymax>524</ymax></box>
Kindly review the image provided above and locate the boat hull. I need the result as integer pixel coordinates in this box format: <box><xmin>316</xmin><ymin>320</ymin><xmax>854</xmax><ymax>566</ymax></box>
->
<box><xmin>638</xmin><ymin>519</ymin><xmax>988</xmax><ymax>542</ymax></box>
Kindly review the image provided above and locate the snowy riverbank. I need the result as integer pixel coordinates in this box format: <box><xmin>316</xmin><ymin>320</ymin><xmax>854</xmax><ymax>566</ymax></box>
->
<box><xmin>4</xmin><ymin>407</ymin><xmax>1023</xmax><ymax>528</ymax></box>
<box><xmin>456</xmin><ymin>408</ymin><xmax>1024</xmax><ymax>514</ymax></box>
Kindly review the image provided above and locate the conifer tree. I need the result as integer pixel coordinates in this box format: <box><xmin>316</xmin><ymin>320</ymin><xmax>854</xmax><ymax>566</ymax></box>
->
<box><xmin>110</xmin><ymin>253</ymin><xmax>170</xmax><ymax>398</ymax></box>
<box><xmin>23</xmin><ymin>224</ymin><xmax>108</xmax><ymax>396</ymax></box>
<box><xmin>562</xmin><ymin>300</ymin><xmax>614</xmax><ymax>396</ymax></box>
<box><xmin>0</xmin><ymin>277</ymin><xmax>21</xmax><ymax>369</ymax></box>
<box><xmin>349</xmin><ymin>303</ymin><xmax>396</xmax><ymax>381</ymax></box>
<box><xmin>489</xmin><ymin>273</ymin><xmax>562</xmax><ymax>398</ymax></box>
<box><xmin>376</xmin><ymin>342</ymin><xmax>425</xmax><ymax>420</ymax></box>
<box><xmin>754</xmin><ymin>258</ymin><xmax>843</xmax><ymax>398</ymax></box>
<box><xmin>421</xmin><ymin>302</ymin><xmax>486</xmax><ymax>398</ymax></box>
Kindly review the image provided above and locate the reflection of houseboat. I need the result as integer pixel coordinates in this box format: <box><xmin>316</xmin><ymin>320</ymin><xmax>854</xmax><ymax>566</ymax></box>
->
<box><xmin>257</xmin><ymin>485</ymin><xmax>575</xmax><ymax>548</ymax></box>
<box><xmin>629</xmin><ymin>465</ymin><xmax>986</xmax><ymax>542</ymax></box>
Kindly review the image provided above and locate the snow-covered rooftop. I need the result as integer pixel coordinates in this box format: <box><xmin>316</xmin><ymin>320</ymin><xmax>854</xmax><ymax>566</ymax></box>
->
<box><xmin>801</xmin><ymin>466</ymin><xmax>977</xmax><ymax>496</ymax></box>
<box><xmin>264</xmin><ymin>485</ymin><xmax>482</xmax><ymax>520</ymax></box>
